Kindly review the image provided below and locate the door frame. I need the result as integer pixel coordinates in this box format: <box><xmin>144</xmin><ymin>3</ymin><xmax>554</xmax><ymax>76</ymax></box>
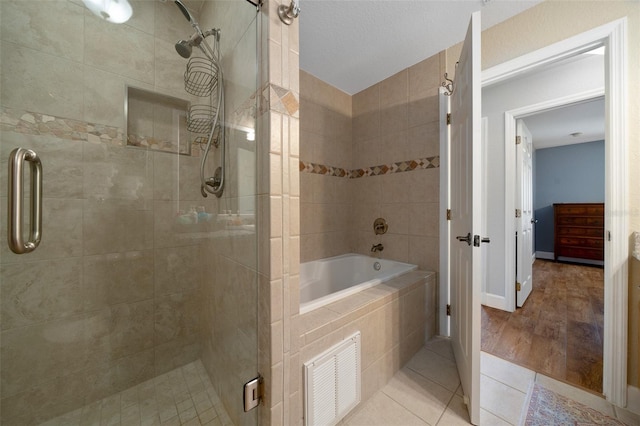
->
<box><xmin>439</xmin><ymin>15</ymin><xmax>628</xmax><ymax>407</ymax></box>
<box><xmin>503</xmin><ymin>88</ymin><xmax>605</xmax><ymax>312</ymax></box>
<box><xmin>482</xmin><ymin>18</ymin><xmax>628</xmax><ymax>406</ymax></box>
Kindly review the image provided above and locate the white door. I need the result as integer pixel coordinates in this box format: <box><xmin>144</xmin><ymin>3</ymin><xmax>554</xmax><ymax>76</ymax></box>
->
<box><xmin>516</xmin><ymin>119</ymin><xmax>534</xmax><ymax>307</ymax></box>
<box><xmin>450</xmin><ymin>11</ymin><xmax>481</xmax><ymax>425</ymax></box>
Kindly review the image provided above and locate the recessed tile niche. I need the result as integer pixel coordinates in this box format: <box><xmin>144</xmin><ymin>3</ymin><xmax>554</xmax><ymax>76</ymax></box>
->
<box><xmin>125</xmin><ymin>86</ymin><xmax>191</xmax><ymax>155</ymax></box>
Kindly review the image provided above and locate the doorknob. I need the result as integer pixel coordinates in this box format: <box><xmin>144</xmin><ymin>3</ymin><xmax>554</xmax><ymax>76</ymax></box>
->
<box><xmin>456</xmin><ymin>233</ymin><xmax>472</xmax><ymax>246</ymax></box>
<box><xmin>531</xmin><ymin>219</ymin><xmax>538</xmax><ymax>224</ymax></box>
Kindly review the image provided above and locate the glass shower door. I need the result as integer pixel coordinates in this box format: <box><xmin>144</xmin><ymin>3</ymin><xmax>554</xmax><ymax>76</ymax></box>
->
<box><xmin>0</xmin><ymin>0</ymin><xmax>259</xmax><ymax>425</ymax></box>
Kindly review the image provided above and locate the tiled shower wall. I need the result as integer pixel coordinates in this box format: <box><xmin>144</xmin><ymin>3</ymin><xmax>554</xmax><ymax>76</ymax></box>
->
<box><xmin>259</xmin><ymin>0</ymin><xmax>302</xmax><ymax>425</ymax></box>
<box><xmin>0</xmin><ymin>1</ymin><xmax>222</xmax><ymax>424</ymax></box>
<box><xmin>299</xmin><ymin>53</ymin><xmax>444</xmax><ymax>274</ymax></box>
<box><xmin>299</xmin><ymin>71</ymin><xmax>352</xmax><ymax>262</ymax></box>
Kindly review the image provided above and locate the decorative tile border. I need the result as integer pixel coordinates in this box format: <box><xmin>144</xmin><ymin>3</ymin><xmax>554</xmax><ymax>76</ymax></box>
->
<box><xmin>1</xmin><ymin>106</ymin><xmax>122</xmax><ymax>145</ymax></box>
<box><xmin>300</xmin><ymin>156</ymin><xmax>439</xmax><ymax>179</ymax></box>
<box><xmin>269</xmin><ymin>83</ymin><xmax>299</xmax><ymax>117</ymax></box>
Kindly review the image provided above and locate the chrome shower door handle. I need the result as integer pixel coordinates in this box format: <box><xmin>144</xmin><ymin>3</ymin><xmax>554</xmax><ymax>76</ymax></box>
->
<box><xmin>8</xmin><ymin>147</ymin><xmax>43</xmax><ymax>254</ymax></box>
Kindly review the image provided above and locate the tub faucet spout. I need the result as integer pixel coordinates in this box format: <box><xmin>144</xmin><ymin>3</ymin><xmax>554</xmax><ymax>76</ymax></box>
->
<box><xmin>371</xmin><ymin>243</ymin><xmax>384</xmax><ymax>252</ymax></box>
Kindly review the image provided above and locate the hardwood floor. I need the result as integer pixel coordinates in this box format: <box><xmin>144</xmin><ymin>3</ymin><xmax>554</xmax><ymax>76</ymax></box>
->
<box><xmin>481</xmin><ymin>259</ymin><xmax>604</xmax><ymax>394</ymax></box>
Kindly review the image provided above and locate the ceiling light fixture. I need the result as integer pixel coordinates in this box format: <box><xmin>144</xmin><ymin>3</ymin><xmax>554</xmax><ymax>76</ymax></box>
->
<box><xmin>82</xmin><ymin>0</ymin><xmax>133</xmax><ymax>24</ymax></box>
<box><xmin>570</xmin><ymin>132</ymin><xmax>583</xmax><ymax>137</ymax></box>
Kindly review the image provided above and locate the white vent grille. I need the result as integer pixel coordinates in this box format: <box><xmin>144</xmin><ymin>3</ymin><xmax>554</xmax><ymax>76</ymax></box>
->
<box><xmin>304</xmin><ymin>332</ymin><xmax>361</xmax><ymax>426</ymax></box>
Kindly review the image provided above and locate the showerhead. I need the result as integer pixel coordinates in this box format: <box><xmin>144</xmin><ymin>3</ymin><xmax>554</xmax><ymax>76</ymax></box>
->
<box><xmin>175</xmin><ymin>40</ymin><xmax>193</xmax><ymax>58</ymax></box>
<box><xmin>175</xmin><ymin>31</ymin><xmax>203</xmax><ymax>58</ymax></box>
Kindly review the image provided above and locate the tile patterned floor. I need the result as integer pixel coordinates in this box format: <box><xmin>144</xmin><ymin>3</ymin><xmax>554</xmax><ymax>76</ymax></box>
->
<box><xmin>38</xmin><ymin>361</ymin><xmax>232</xmax><ymax>426</ymax></box>
<box><xmin>341</xmin><ymin>337</ymin><xmax>640</xmax><ymax>426</ymax></box>
<box><xmin>35</xmin><ymin>338</ymin><xmax>640</xmax><ymax>426</ymax></box>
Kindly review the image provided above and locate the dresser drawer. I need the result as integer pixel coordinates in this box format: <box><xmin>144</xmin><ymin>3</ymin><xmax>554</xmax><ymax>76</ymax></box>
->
<box><xmin>558</xmin><ymin>236</ymin><xmax>603</xmax><ymax>249</ymax></box>
<box><xmin>556</xmin><ymin>216</ymin><xmax>604</xmax><ymax>227</ymax></box>
<box><xmin>555</xmin><ymin>204</ymin><xmax>604</xmax><ymax>215</ymax></box>
<box><xmin>556</xmin><ymin>227</ymin><xmax>604</xmax><ymax>238</ymax></box>
<box><xmin>556</xmin><ymin>246</ymin><xmax>604</xmax><ymax>261</ymax></box>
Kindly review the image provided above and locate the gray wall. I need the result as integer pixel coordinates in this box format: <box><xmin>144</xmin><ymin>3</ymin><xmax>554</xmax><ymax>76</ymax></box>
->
<box><xmin>534</xmin><ymin>140</ymin><xmax>605</xmax><ymax>253</ymax></box>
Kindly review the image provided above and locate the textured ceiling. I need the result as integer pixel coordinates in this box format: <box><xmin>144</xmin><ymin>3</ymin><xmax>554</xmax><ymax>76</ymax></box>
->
<box><xmin>299</xmin><ymin>0</ymin><xmax>543</xmax><ymax>95</ymax></box>
<box><xmin>523</xmin><ymin>98</ymin><xmax>605</xmax><ymax>150</ymax></box>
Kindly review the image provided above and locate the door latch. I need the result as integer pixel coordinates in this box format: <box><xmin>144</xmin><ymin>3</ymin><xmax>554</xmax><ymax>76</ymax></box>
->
<box><xmin>244</xmin><ymin>376</ymin><xmax>263</xmax><ymax>412</ymax></box>
<box><xmin>473</xmin><ymin>235</ymin><xmax>491</xmax><ymax>247</ymax></box>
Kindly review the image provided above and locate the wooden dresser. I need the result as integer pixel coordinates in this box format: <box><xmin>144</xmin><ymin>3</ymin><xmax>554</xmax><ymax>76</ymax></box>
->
<box><xmin>553</xmin><ymin>203</ymin><xmax>604</xmax><ymax>262</ymax></box>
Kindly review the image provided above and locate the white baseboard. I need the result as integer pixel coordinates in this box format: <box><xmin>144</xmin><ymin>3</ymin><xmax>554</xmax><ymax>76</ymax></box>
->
<box><xmin>535</xmin><ymin>251</ymin><xmax>605</xmax><ymax>266</ymax></box>
<box><xmin>557</xmin><ymin>256</ymin><xmax>604</xmax><ymax>266</ymax></box>
<box><xmin>536</xmin><ymin>251</ymin><xmax>554</xmax><ymax>260</ymax></box>
<box><xmin>626</xmin><ymin>385</ymin><xmax>640</xmax><ymax>415</ymax></box>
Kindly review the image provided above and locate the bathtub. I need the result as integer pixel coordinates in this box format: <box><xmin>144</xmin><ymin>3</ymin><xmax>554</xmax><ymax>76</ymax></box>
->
<box><xmin>299</xmin><ymin>253</ymin><xmax>418</xmax><ymax>314</ymax></box>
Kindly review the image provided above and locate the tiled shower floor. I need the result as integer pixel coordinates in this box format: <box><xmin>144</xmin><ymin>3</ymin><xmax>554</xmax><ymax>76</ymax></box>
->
<box><xmin>38</xmin><ymin>361</ymin><xmax>232</xmax><ymax>426</ymax></box>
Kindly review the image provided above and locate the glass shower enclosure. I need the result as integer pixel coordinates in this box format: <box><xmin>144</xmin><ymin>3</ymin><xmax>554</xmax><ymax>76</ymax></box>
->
<box><xmin>0</xmin><ymin>0</ymin><xmax>260</xmax><ymax>424</ymax></box>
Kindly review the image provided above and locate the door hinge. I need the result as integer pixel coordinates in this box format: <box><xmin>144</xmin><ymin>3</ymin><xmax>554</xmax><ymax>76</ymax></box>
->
<box><xmin>446</xmin><ymin>209</ymin><xmax>452</xmax><ymax>220</ymax></box>
<box><xmin>243</xmin><ymin>375</ymin><xmax>263</xmax><ymax>412</ymax></box>
<box><xmin>607</xmin><ymin>230</ymin><xmax>611</xmax><ymax>241</ymax></box>
<box><xmin>446</xmin><ymin>304</ymin><xmax>451</xmax><ymax>316</ymax></box>
<box><xmin>446</xmin><ymin>113</ymin><xmax>451</xmax><ymax>125</ymax></box>
<box><xmin>515</xmin><ymin>209</ymin><xmax>522</xmax><ymax>218</ymax></box>
<box><xmin>516</xmin><ymin>281</ymin><xmax>521</xmax><ymax>291</ymax></box>
<box><xmin>516</xmin><ymin>136</ymin><xmax>522</xmax><ymax>145</ymax></box>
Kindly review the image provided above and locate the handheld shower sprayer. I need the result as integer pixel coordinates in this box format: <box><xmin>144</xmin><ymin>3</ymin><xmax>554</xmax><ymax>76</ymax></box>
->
<box><xmin>174</xmin><ymin>0</ymin><xmax>198</xmax><ymax>27</ymax></box>
<box><xmin>173</xmin><ymin>0</ymin><xmax>225</xmax><ymax>198</ymax></box>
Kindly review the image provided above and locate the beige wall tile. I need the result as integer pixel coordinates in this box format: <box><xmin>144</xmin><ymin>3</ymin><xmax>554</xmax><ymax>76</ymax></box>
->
<box><xmin>0</xmin><ymin>197</ymin><xmax>84</xmax><ymax>264</ymax></box>
<box><xmin>154</xmin><ymin>335</ymin><xmax>201</xmax><ymax>376</ymax></box>
<box><xmin>153</xmin><ymin>0</ymin><xmax>194</xmax><ymax>45</ymax></box>
<box><xmin>380</xmin><ymin>203</ymin><xmax>410</xmax><ymax>236</ymax></box>
<box><xmin>85</xmin><ymin>199</ymin><xmax>154</xmax><ymax>255</ymax></box>
<box><xmin>1</xmin><ymin>0</ymin><xmax>85</xmax><ymax>62</ymax></box>
<box><xmin>83</xmin><ymin>141</ymin><xmax>154</xmax><ymax>201</ymax></box>
<box><xmin>1</xmin><ymin>41</ymin><xmax>85</xmax><ymax>120</ymax></box>
<box><xmin>353</xmin><ymin>112</ymin><xmax>381</xmax><ymax>144</ymax></box>
<box><xmin>1</xmin><ymin>258</ymin><xmax>83</xmax><ymax>330</ymax></box>
<box><xmin>408</xmin><ymin>121</ymin><xmax>440</xmax><ymax>159</ymax></box>
<box><xmin>408</xmin><ymin>91</ymin><xmax>439</xmax><ymax>128</ymax></box>
<box><xmin>0</xmin><ymin>132</ymin><xmax>83</xmax><ymax>199</ymax></box>
<box><xmin>409</xmin><ymin>168</ymin><xmax>440</xmax><ymax>202</ymax></box>
<box><xmin>409</xmin><ymin>54</ymin><xmax>441</xmax><ymax>95</ymax></box>
<box><xmin>154</xmin><ymin>290</ymin><xmax>202</xmax><ymax>344</ymax></box>
<box><xmin>409</xmin><ymin>202</ymin><xmax>439</xmax><ymax>237</ymax></box>
<box><xmin>127</xmin><ymin>0</ymin><xmax>155</xmax><ymax>34</ymax></box>
<box><xmin>353</xmin><ymin>84</ymin><xmax>379</xmax><ymax>117</ymax></box>
<box><xmin>154</xmin><ymin>37</ymin><xmax>193</xmax><ymax>96</ymax></box>
<box><xmin>84</xmin><ymin>250</ymin><xmax>154</xmax><ymax>310</ymax></box>
<box><xmin>84</xmin><ymin>17</ymin><xmax>155</xmax><ymax>83</ymax></box>
<box><xmin>379</xmin><ymin>130</ymin><xmax>409</xmax><ymax>164</ymax></box>
<box><xmin>379</xmin><ymin>69</ymin><xmax>408</xmax><ymax>108</ymax></box>
<box><xmin>84</xmin><ymin>66</ymin><xmax>148</xmax><ymax>128</ymax></box>
<box><xmin>154</xmin><ymin>245</ymin><xmax>201</xmax><ymax>296</ymax></box>
<box><xmin>379</xmin><ymin>103</ymin><xmax>408</xmax><ymax>138</ymax></box>
<box><xmin>409</xmin><ymin>235</ymin><xmax>439</xmax><ymax>272</ymax></box>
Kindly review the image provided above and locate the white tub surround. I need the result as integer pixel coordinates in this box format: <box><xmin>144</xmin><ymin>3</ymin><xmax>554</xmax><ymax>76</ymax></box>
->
<box><xmin>297</xmin><ymin>269</ymin><xmax>437</xmax><ymax>421</ymax></box>
<box><xmin>300</xmin><ymin>254</ymin><xmax>418</xmax><ymax>314</ymax></box>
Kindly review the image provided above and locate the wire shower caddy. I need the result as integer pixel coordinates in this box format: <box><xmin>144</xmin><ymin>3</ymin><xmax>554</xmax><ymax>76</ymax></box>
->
<box><xmin>185</xmin><ymin>51</ymin><xmax>220</xmax><ymax>147</ymax></box>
